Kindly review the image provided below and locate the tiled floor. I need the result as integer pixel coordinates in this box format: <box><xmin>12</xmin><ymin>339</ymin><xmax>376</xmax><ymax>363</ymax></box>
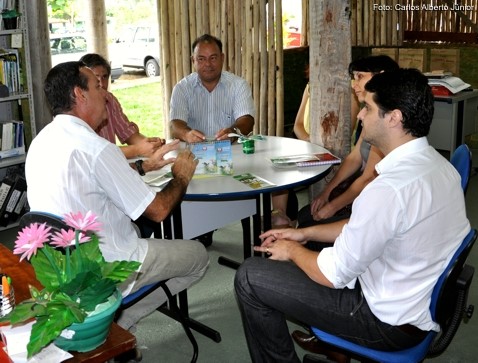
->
<box><xmin>1</xmin><ymin>157</ymin><xmax>477</xmax><ymax>362</ymax></box>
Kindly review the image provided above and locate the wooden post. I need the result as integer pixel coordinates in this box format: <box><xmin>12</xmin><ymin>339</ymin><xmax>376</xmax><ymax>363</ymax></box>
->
<box><xmin>259</xmin><ymin>0</ymin><xmax>268</xmax><ymax>134</ymax></box>
<box><xmin>356</xmin><ymin>0</ymin><xmax>363</xmax><ymax>45</ymax></box>
<box><xmin>253</xmin><ymin>0</ymin><xmax>261</xmax><ymax>134</ymax></box>
<box><xmin>227</xmin><ymin>0</ymin><xmax>235</xmax><ymax>72</ymax></box>
<box><xmin>234</xmin><ymin>2</ymin><xmax>241</xmax><ymax>74</ymax></box>
<box><xmin>301</xmin><ymin>0</ymin><xmax>309</xmax><ymax>46</ymax></box>
<box><xmin>159</xmin><ymin>0</ymin><xmax>172</xmax><ymax>139</ymax></box>
<box><xmin>180</xmin><ymin>0</ymin><xmax>190</xmax><ymax>79</ymax></box>
<box><xmin>275</xmin><ymin>0</ymin><xmax>284</xmax><ymax>136</ymax></box>
<box><xmin>350</xmin><ymin>0</ymin><xmax>357</xmax><ymax>46</ymax></box>
<box><xmin>173</xmin><ymin>0</ymin><xmax>182</xmax><ymax>82</ymax></box>
<box><xmin>25</xmin><ymin>0</ymin><xmax>52</xmax><ymax>132</ymax></box>
<box><xmin>309</xmin><ymin>0</ymin><xmax>352</xmax><ymax>198</ymax></box>
<box><xmin>85</xmin><ymin>0</ymin><xmax>108</xmax><ymax>58</ymax></box>
<box><xmin>267</xmin><ymin>0</ymin><xmax>276</xmax><ymax>136</ymax></box>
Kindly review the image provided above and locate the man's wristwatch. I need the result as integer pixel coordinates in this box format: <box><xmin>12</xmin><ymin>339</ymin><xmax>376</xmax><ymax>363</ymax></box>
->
<box><xmin>135</xmin><ymin>159</ymin><xmax>145</xmax><ymax>176</ymax></box>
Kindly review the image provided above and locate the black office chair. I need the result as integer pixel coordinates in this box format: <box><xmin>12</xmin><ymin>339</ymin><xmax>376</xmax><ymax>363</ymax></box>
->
<box><xmin>450</xmin><ymin>144</ymin><xmax>472</xmax><ymax>194</ymax></box>
<box><xmin>304</xmin><ymin>228</ymin><xmax>477</xmax><ymax>363</ymax></box>
<box><xmin>18</xmin><ymin>211</ymin><xmax>200</xmax><ymax>363</ymax></box>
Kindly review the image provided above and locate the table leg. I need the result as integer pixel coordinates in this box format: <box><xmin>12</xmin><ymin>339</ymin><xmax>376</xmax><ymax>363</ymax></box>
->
<box><xmin>156</xmin><ymin>209</ymin><xmax>222</xmax><ymax>343</ymax></box>
<box><xmin>217</xmin><ymin>215</ymin><xmax>252</xmax><ymax>269</ymax></box>
<box><xmin>262</xmin><ymin>192</ymin><xmax>272</xmax><ymax>232</ymax></box>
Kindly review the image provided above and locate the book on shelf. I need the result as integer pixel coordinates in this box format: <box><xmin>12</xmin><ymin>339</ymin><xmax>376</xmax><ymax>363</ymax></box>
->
<box><xmin>0</xmin><ymin>120</ymin><xmax>25</xmax><ymax>158</ymax></box>
<box><xmin>0</xmin><ymin>174</ymin><xmax>15</xmax><ymax>226</ymax></box>
<box><xmin>0</xmin><ymin>48</ymin><xmax>21</xmax><ymax>94</ymax></box>
<box><xmin>233</xmin><ymin>172</ymin><xmax>275</xmax><ymax>189</ymax></box>
<box><xmin>187</xmin><ymin>140</ymin><xmax>233</xmax><ymax>176</ymax></box>
<box><xmin>0</xmin><ymin>174</ymin><xmax>26</xmax><ymax>226</ymax></box>
<box><xmin>270</xmin><ymin>152</ymin><xmax>341</xmax><ymax>168</ymax></box>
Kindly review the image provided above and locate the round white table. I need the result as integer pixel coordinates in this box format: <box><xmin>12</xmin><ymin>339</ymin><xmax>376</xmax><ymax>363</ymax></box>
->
<box><xmin>182</xmin><ymin>136</ymin><xmax>333</xmax><ymax>200</ymax></box>
<box><xmin>147</xmin><ymin>136</ymin><xmax>336</xmax><ymax>268</ymax></box>
<box><xmin>143</xmin><ymin>136</ymin><xmax>336</xmax><ymax>342</ymax></box>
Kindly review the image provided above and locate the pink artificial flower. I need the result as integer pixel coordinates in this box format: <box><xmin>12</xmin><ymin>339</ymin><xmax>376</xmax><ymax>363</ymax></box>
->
<box><xmin>50</xmin><ymin>228</ymin><xmax>91</xmax><ymax>248</ymax></box>
<box><xmin>13</xmin><ymin>222</ymin><xmax>52</xmax><ymax>261</ymax></box>
<box><xmin>63</xmin><ymin>211</ymin><xmax>102</xmax><ymax>233</ymax></box>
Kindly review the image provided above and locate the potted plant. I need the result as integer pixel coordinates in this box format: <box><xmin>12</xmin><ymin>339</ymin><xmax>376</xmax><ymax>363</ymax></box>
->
<box><xmin>1</xmin><ymin>8</ymin><xmax>21</xmax><ymax>30</ymax></box>
<box><xmin>0</xmin><ymin>211</ymin><xmax>140</xmax><ymax>358</ymax></box>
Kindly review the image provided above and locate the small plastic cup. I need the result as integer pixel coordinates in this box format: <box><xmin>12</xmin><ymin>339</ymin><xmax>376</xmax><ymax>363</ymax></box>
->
<box><xmin>242</xmin><ymin>139</ymin><xmax>255</xmax><ymax>154</ymax></box>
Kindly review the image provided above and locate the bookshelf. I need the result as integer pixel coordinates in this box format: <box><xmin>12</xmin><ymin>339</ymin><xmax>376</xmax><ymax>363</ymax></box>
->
<box><xmin>0</xmin><ymin>0</ymin><xmax>35</xmax><ymax>230</ymax></box>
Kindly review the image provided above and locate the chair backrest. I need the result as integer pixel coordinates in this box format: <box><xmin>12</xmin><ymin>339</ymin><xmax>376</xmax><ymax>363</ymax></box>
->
<box><xmin>450</xmin><ymin>144</ymin><xmax>472</xmax><ymax>194</ymax></box>
<box><xmin>428</xmin><ymin>228</ymin><xmax>476</xmax><ymax>354</ymax></box>
<box><xmin>19</xmin><ymin>211</ymin><xmax>68</xmax><ymax>233</ymax></box>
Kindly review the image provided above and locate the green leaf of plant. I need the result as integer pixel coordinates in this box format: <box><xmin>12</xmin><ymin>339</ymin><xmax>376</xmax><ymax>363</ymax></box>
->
<box><xmin>6</xmin><ymin>301</ymin><xmax>41</xmax><ymax>324</ymax></box>
<box><xmin>102</xmin><ymin>260</ymin><xmax>141</xmax><ymax>283</ymax></box>
<box><xmin>74</xmin><ymin>235</ymin><xmax>105</xmax><ymax>264</ymax></box>
<box><xmin>31</xmin><ymin>245</ymin><xmax>66</xmax><ymax>289</ymax></box>
<box><xmin>26</xmin><ymin>301</ymin><xmax>86</xmax><ymax>358</ymax></box>
<box><xmin>78</xmin><ymin>279</ymin><xmax>117</xmax><ymax>311</ymax></box>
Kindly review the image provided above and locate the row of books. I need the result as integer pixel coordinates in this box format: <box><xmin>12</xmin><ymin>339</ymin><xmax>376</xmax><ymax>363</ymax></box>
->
<box><xmin>0</xmin><ymin>121</ymin><xmax>24</xmax><ymax>158</ymax></box>
<box><xmin>0</xmin><ymin>49</ymin><xmax>22</xmax><ymax>95</ymax></box>
<box><xmin>0</xmin><ymin>172</ymin><xmax>27</xmax><ymax>227</ymax></box>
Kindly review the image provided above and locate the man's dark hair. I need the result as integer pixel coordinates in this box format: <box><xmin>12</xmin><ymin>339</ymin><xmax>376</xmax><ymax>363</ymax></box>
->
<box><xmin>348</xmin><ymin>55</ymin><xmax>399</xmax><ymax>77</ymax></box>
<box><xmin>192</xmin><ymin>34</ymin><xmax>223</xmax><ymax>53</ymax></box>
<box><xmin>80</xmin><ymin>53</ymin><xmax>111</xmax><ymax>76</ymax></box>
<box><xmin>365</xmin><ymin>68</ymin><xmax>434</xmax><ymax>137</ymax></box>
<box><xmin>44</xmin><ymin>61</ymin><xmax>89</xmax><ymax>117</ymax></box>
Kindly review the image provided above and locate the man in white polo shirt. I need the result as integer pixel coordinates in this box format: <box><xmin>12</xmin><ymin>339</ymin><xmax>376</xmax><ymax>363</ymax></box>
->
<box><xmin>234</xmin><ymin>68</ymin><xmax>470</xmax><ymax>362</ymax></box>
<box><xmin>26</xmin><ymin>61</ymin><xmax>209</xmax><ymax>335</ymax></box>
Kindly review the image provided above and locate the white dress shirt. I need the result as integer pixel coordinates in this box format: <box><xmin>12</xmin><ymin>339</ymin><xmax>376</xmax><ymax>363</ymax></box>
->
<box><xmin>26</xmin><ymin>115</ymin><xmax>155</xmax><ymax>273</ymax></box>
<box><xmin>318</xmin><ymin>137</ymin><xmax>470</xmax><ymax>331</ymax></box>
<box><xmin>170</xmin><ymin>71</ymin><xmax>255</xmax><ymax>137</ymax></box>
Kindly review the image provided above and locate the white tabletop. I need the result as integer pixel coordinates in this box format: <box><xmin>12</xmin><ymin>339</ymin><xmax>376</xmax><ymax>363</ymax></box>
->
<box><xmin>143</xmin><ymin>136</ymin><xmax>335</xmax><ymax>253</ymax></box>
<box><xmin>178</xmin><ymin>136</ymin><xmax>333</xmax><ymax>200</ymax></box>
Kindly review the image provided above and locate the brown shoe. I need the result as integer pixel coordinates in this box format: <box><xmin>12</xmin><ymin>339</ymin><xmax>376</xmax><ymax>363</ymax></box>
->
<box><xmin>292</xmin><ymin>330</ymin><xmax>350</xmax><ymax>363</ymax></box>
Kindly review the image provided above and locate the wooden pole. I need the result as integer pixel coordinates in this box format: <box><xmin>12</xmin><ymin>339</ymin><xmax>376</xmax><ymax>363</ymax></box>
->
<box><xmin>220</xmin><ymin>0</ymin><xmax>228</xmax><ymax>68</ymax></box>
<box><xmin>227</xmin><ymin>0</ymin><xmax>235</xmax><ymax>72</ymax></box>
<box><xmin>259</xmin><ymin>0</ymin><xmax>268</xmax><ymax>134</ymax></box>
<box><xmin>350</xmin><ymin>0</ymin><xmax>357</xmax><ymax>46</ymax></box>
<box><xmin>356</xmin><ymin>0</ymin><xmax>363</xmax><ymax>45</ymax></box>
<box><xmin>309</xmin><ymin>0</ymin><xmax>351</xmax><ymax>198</ymax></box>
<box><xmin>233</xmin><ymin>2</ymin><xmax>241</xmax><ymax>74</ymax></box>
<box><xmin>85</xmin><ymin>0</ymin><xmax>108</xmax><ymax>58</ymax></box>
<box><xmin>391</xmin><ymin>3</ymin><xmax>398</xmax><ymax>45</ymax></box>
<box><xmin>363</xmin><ymin>0</ymin><xmax>369</xmax><ymax>45</ymax></box>
<box><xmin>159</xmin><ymin>0</ymin><xmax>172</xmax><ymax>138</ymax></box>
<box><xmin>380</xmin><ymin>0</ymin><xmax>386</xmax><ymax>45</ymax></box>
<box><xmin>301</xmin><ymin>0</ymin><xmax>309</xmax><ymax>46</ymax></box>
<box><xmin>188</xmin><ymin>1</ymin><xmax>196</xmax><ymax>45</ymax></box>
<box><xmin>180</xmin><ymin>0</ymin><xmax>190</xmax><ymax>79</ymax></box>
<box><xmin>275</xmin><ymin>0</ymin><xmax>284</xmax><ymax>136</ymax></box>
<box><xmin>245</xmin><ymin>0</ymin><xmax>253</xmax><ymax>85</ymax></box>
<box><xmin>267</xmin><ymin>0</ymin><xmax>276</xmax><ymax>135</ymax></box>
<box><xmin>253</xmin><ymin>0</ymin><xmax>261</xmax><ymax>134</ymax></box>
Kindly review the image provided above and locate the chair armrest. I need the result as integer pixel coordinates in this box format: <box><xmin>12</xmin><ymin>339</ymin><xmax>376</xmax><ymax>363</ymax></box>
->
<box><xmin>457</xmin><ymin>264</ymin><xmax>474</xmax><ymax>290</ymax></box>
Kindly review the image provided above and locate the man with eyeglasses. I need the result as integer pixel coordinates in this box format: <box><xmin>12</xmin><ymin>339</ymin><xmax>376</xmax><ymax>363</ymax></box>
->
<box><xmin>170</xmin><ymin>34</ymin><xmax>255</xmax><ymax>143</ymax></box>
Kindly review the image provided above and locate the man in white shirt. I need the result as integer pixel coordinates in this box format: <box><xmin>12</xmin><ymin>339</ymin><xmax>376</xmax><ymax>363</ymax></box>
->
<box><xmin>27</xmin><ymin>61</ymin><xmax>209</xmax><ymax>333</ymax></box>
<box><xmin>234</xmin><ymin>68</ymin><xmax>470</xmax><ymax>363</ymax></box>
<box><xmin>170</xmin><ymin>34</ymin><xmax>255</xmax><ymax>143</ymax></box>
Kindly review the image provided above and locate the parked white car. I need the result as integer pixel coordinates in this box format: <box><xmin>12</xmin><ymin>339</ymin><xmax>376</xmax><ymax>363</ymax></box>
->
<box><xmin>50</xmin><ymin>33</ymin><xmax>124</xmax><ymax>81</ymax></box>
<box><xmin>110</xmin><ymin>25</ymin><xmax>160</xmax><ymax>77</ymax></box>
